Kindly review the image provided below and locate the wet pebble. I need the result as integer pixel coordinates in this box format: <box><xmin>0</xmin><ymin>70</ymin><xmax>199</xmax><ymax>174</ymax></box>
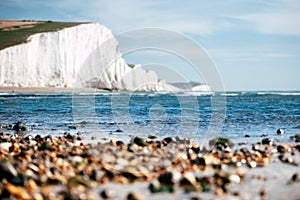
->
<box><xmin>100</xmin><ymin>189</ymin><xmax>113</xmax><ymax>199</ymax></box>
<box><xmin>289</xmin><ymin>173</ymin><xmax>300</xmax><ymax>183</ymax></box>
<box><xmin>12</xmin><ymin>121</ymin><xmax>31</xmax><ymax>132</ymax></box>
<box><xmin>133</xmin><ymin>137</ymin><xmax>149</xmax><ymax>147</ymax></box>
<box><xmin>209</xmin><ymin>137</ymin><xmax>234</xmax><ymax>148</ymax></box>
<box><xmin>127</xmin><ymin>192</ymin><xmax>146</xmax><ymax>200</ymax></box>
<box><xmin>261</xmin><ymin>138</ymin><xmax>275</xmax><ymax>145</ymax></box>
<box><xmin>0</xmin><ymin>161</ymin><xmax>18</xmax><ymax>181</ymax></box>
<box><xmin>259</xmin><ymin>189</ymin><xmax>267</xmax><ymax>199</ymax></box>
<box><xmin>276</xmin><ymin>128</ymin><xmax>284</xmax><ymax>135</ymax></box>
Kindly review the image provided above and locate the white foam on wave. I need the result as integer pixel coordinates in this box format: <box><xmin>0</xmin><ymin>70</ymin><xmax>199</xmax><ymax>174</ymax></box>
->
<box><xmin>257</xmin><ymin>91</ymin><xmax>300</xmax><ymax>96</ymax></box>
<box><xmin>219</xmin><ymin>93</ymin><xmax>240</xmax><ymax>96</ymax></box>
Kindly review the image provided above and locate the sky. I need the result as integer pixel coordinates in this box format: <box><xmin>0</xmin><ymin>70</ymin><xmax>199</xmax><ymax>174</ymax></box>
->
<box><xmin>0</xmin><ymin>0</ymin><xmax>299</xmax><ymax>91</ymax></box>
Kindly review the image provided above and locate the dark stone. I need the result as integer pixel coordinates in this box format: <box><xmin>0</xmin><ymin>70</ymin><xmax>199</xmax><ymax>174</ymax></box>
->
<box><xmin>90</xmin><ymin>169</ymin><xmax>102</xmax><ymax>181</ymax></box>
<box><xmin>259</xmin><ymin>189</ymin><xmax>267</xmax><ymax>199</ymax></box>
<box><xmin>158</xmin><ymin>172</ymin><xmax>174</xmax><ymax>185</ymax></box>
<box><xmin>64</xmin><ymin>133</ymin><xmax>74</xmax><ymax>140</ymax></box>
<box><xmin>67</xmin><ymin>176</ymin><xmax>90</xmax><ymax>187</ymax></box>
<box><xmin>0</xmin><ymin>161</ymin><xmax>18</xmax><ymax>180</ymax></box>
<box><xmin>260</xmin><ymin>134</ymin><xmax>268</xmax><ymax>137</ymax></box>
<box><xmin>116</xmin><ymin>140</ymin><xmax>125</xmax><ymax>146</ymax></box>
<box><xmin>12</xmin><ymin>121</ymin><xmax>30</xmax><ymax>132</ymax></box>
<box><xmin>192</xmin><ymin>157</ymin><xmax>206</xmax><ymax>166</ymax></box>
<box><xmin>148</xmin><ymin>134</ymin><xmax>158</xmax><ymax>139</ymax></box>
<box><xmin>261</xmin><ymin>138</ymin><xmax>275</xmax><ymax>145</ymax></box>
<box><xmin>38</xmin><ymin>141</ymin><xmax>51</xmax><ymax>150</ymax></box>
<box><xmin>244</xmin><ymin>134</ymin><xmax>250</xmax><ymax>137</ymax></box>
<box><xmin>277</xmin><ymin>145</ymin><xmax>286</xmax><ymax>153</ymax></box>
<box><xmin>290</xmin><ymin>173</ymin><xmax>300</xmax><ymax>183</ymax></box>
<box><xmin>191</xmin><ymin>146</ymin><xmax>200</xmax><ymax>154</ymax></box>
<box><xmin>100</xmin><ymin>189</ymin><xmax>112</xmax><ymax>199</ymax></box>
<box><xmin>190</xmin><ymin>197</ymin><xmax>201</xmax><ymax>200</ymax></box>
<box><xmin>35</xmin><ymin>135</ymin><xmax>42</xmax><ymax>140</ymax></box>
<box><xmin>68</xmin><ymin>125</ymin><xmax>77</xmax><ymax>129</ymax></box>
<box><xmin>196</xmin><ymin>177</ymin><xmax>212</xmax><ymax>192</ymax></box>
<box><xmin>162</xmin><ymin>137</ymin><xmax>174</xmax><ymax>145</ymax></box>
<box><xmin>133</xmin><ymin>137</ymin><xmax>149</xmax><ymax>147</ymax></box>
<box><xmin>121</xmin><ymin>172</ymin><xmax>139</xmax><ymax>182</ymax></box>
<box><xmin>149</xmin><ymin>180</ymin><xmax>174</xmax><ymax>193</ymax></box>
<box><xmin>149</xmin><ymin>180</ymin><xmax>161</xmax><ymax>193</ymax></box>
<box><xmin>127</xmin><ymin>192</ymin><xmax>145</xmax><ymax>200</ymax></box>
<box><xmin>209</xmin><ymin>137</ymin><xmax>234</xmax><ymax>148</ymax></box>
<box><xmin>24</xmin><ymin>135</ymin><xmax>33</xmax><ymax>141</ymax></box>
<box><xmin>276</xmin><ymin>128</ymin><xmax>284</xmax><ymax>135</ymax></box>
<box><xmin>295</xmin><ymin>144</ymin><xmax>300</xmax><ymax>152</ymax></box>
<box><xmin>115</xmin><ymin>129</ymin><xmax>123</xmax><ymax>132</ymax></box>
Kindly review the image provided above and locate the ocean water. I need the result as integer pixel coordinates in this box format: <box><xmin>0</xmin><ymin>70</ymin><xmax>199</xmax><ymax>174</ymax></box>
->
<box><xmin>0</xmin><ymin>91</ymin><xmax>299</xmax><ymax>144</ymax></box>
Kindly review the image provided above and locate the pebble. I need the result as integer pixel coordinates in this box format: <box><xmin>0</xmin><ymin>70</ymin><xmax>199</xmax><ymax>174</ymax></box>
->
<box><xmin>148</xmin><ymin>134</ymin><xmax>158</xmax><ymax>139</ymax></box>
<box><xmin>276</xmin><ymin>128</ymin><xmax>284</xmax><ymax>135</ymax></box>
<box><xmin>5</xmin><ymin>183</ymin><xmax>31</xmax><ymax>199</ymax></box>
<box><xmin>100</xmin><ymin>189</ymin><xmax>113</xmax><ymax>199</ymax></box>
<box><xmin>0</xmin><ymin>142</ymin><xmax>12</xmax><ymax>151</ymax></box>
<box><xmin>229</xmin><ymin>174</ymin><xmax>241</xmax><ymax>184</ymax></box>
<box><xmin>0</xmin><ymin>161</ymin><xmax>18</xmax><ymax>180</ymax></box>
<box><xmin>180</xmin><ymin>172</ymin><xmax>201</xmax><ymax>192</ymax></box>
<box><xmin>0</xmin><ymin>131</ymin><xmax>298</xmax><ymax>199</ymax></box>
<box><xmin>209</xmin><ymin>137</ymin><xmax>234</xmax><ymax>148</ymax></box>
<box><xmin>259</xmin><ymin>189</ymin><xmax>267</xmax><ymax>199</ymax></box>
<box><xmin>127</xmin><ymin>192</ymin><xmax>146</xmax><ymax>200</ymax></box>
<box><xmin>133</xmin><ymin>137</ymin><xmax>149</xmax><ymax>147</ymax></box>
<box><xmin>261</xmin><ymin>138</ymin><xmax>275</xmax><ymax>145</ymax></box>
<box><xmin>289</xmin><ymin>173</ymin><xmax>300</xmax><ymax>183</ymax></box>
<box><xmin>12</xmin><ymin>121</ymin><xmax>30</xmax><ymax>132</ymax></box>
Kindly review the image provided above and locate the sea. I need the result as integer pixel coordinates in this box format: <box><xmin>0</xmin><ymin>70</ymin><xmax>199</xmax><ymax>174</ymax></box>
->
<box><xmin>0</xmin><ymin>91</ymin><xmax>299</xmax><ymax>145</ymax></box>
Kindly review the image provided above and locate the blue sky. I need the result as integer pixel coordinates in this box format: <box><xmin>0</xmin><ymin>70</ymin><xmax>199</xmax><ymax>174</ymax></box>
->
<box><xmin>1</xmin><ymin>0</ymin><xmax>299</xmax><ymax>91</ymax></box>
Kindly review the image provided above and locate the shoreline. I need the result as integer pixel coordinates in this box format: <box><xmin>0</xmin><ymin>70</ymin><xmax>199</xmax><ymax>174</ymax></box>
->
<box><xmin>1</xmin><ymin>87</ymin><xmax>300</xmax><ymax>95</ymax></box>
<box><xmin>0</xmin><ymin>126</ymin><xmax>299</xmax><ymax>199</ymax></box>
<box><xmin>0</xmin><ymin>87</ymin><xmax>109</xmax><ymax>94</ymax></box>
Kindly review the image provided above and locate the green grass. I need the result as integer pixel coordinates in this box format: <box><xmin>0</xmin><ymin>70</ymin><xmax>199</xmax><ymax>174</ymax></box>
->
<box><xmin>0</xmin><ymin>21</ymin><xmax>88</xmax><ymax>50</ymax></box>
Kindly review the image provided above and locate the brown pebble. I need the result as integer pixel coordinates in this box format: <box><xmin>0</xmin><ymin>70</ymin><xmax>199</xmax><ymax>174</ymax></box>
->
<box><xmin>148</xmin><ymin>134</ymin><xmax>158</xmax><ymax>139</ymax></box>
<box><xmin>247</xmin><ymin>161</ymin><xmax>257</xmax><ymax>168</ymax></box>
<box><xmin>27</xmin><ymin>179</ymin><xmax>38</xmax><ymax>193</ymax></box>
<box><xmin>288</xmin><ymin>173</ymin><xmax>300</xmax><ymax>184</ymax></box>
<box><xmin>5</xmin><ymin>183</ymin><xmax>31</xmax><ymax>199</ymax></box>
<box><xmin>191</xmin><ymin>197</ymin><xmax>201</xmax><ymax>200</ymax></box>
<box><xmin>259</xmin><ymin>189</ymin><xmax>267</xmax><ymax>199</ymax></box>
<box><xmin>127</xmin><ymin>192</ymin><xmax>146</xmax><ymax>200</ymax></box>
<box><xmin>257</xmin><ymin>175</ymin><xmax>264</xmax><ymax>180</ymax></box>
<box><xmin>100</xmin><ymin>189</ymin><xmax>113</xmax><ymax>199</ymax></box>
<box><xmin>215</xmin><ymin>187</ymin><xmax>225</xmax><ymax>196</ymax></box>
<box><xmin>232</xmin><ymin>191</ymin><xmax>240</xmax><ymax>196</ymax></box>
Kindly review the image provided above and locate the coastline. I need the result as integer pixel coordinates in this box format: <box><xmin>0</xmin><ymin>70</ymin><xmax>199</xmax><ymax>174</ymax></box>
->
<box><xmin>0</xmin><ymin>87</ymin><xmax>109</xmax><ymax>94</ymax></box>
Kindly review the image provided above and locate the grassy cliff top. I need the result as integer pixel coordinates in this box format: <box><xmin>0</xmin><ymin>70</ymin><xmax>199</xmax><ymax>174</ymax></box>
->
<box><xmin>0</xmin><ymin>20</ymin><xmax>88</xmax><ymax>50</ymax></box>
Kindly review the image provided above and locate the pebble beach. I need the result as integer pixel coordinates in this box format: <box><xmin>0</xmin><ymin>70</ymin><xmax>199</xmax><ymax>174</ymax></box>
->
<box><xmin>0</xmin><ymin>122</ymin><xmax>299</xmax><ymax>200</ymax></box>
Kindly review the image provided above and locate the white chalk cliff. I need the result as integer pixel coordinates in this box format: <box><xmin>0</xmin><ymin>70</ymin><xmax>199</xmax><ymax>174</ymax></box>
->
<box><xmin>0</xmin><ymin>23</ymin><xmax>181</xmax><ymax>92</ymax></box>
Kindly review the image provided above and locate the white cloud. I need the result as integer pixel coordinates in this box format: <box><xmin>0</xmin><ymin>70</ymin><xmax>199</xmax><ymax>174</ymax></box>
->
<box><xmin>39</xmin><ymin>0</ymin><xmax>225</xmax><ymax>35</ymax></box>
<box><xmin>239</xmin><ymin>13</ymin><xmax>300</xmax><ymax>36</ymax></box>
<box><xmin>236</xmin><ymin>0</ymin><xmax>300</xmax><ymax>36</ymax></box>
<box><xmin>208</xmin><ymin>48</ymin><xmax>296</xmax><ymax>62</ymax></box>
<box><xmin>265</xmin><ymin>53</ymin><xmax>295</xmax><ymax>58</ymax></box>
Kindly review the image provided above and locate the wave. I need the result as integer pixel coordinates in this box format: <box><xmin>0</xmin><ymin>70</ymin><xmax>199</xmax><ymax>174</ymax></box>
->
<box><xmin>219</xmin><ymin>93</ymin><xmax>240</xmax><ymax>96</ymax></box>
<box><xmin>256</xmin><ymin>91</ymin><xmax>300</xmax><ymax>96</ymax></box>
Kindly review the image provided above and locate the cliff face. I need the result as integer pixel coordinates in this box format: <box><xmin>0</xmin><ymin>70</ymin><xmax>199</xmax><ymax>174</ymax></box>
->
<box><xmin>0</xmin><ymin>23</ymin><xmax>179</xmax><ymax>91</ymax></box>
